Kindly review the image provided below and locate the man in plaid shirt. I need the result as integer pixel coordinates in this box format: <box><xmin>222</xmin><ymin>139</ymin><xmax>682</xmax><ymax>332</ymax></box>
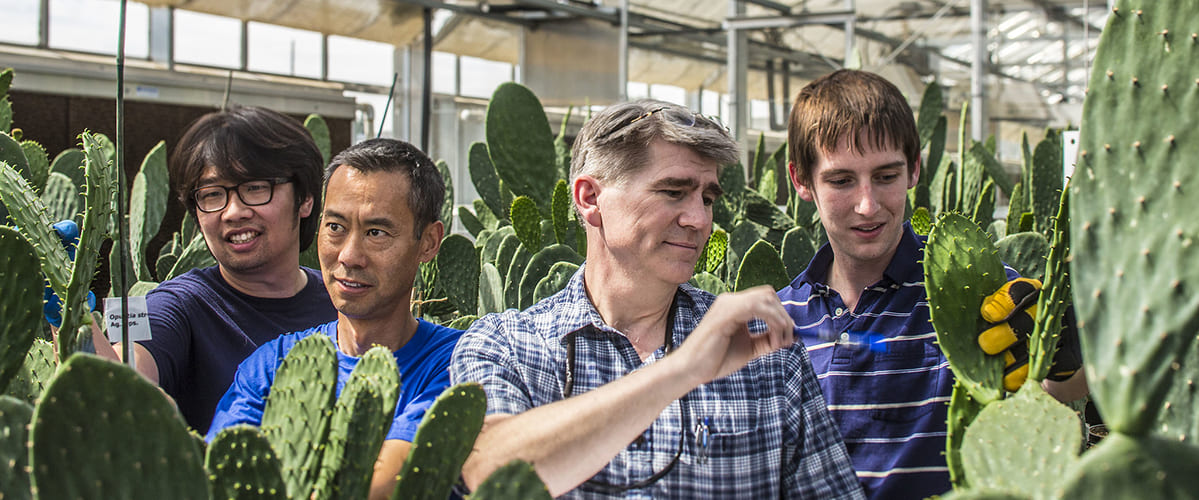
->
<box><xmin>451</xmin><ymin>99</ymin><xmax>863</xmax><ymax>498</ymax></box>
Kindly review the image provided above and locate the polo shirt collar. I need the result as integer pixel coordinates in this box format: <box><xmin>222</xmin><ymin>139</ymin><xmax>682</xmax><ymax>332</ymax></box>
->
<box><xmin>791</xmin><ymin>221</ymin><xmax>922</xmax><ymax>289</ymax></box>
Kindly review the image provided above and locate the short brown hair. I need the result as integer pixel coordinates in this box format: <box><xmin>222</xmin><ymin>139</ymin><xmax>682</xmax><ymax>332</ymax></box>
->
<box><xmin>170</xmin><ymin>106</ymin><xmax>324</xmax><ymax>251</ymax></box>
<box><xmin>788</xmin><ymin>70</ymin><xmax>920</xmax><ymax>188</ymax></box>
<box><xmin>570</xmin><ymin>99</ymin><xmax>738</xmax><ymax>186</ymax></box>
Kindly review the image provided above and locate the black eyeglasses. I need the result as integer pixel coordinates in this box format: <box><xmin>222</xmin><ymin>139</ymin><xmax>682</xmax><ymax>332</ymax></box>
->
<box><xmin>561</xmin><ymin>292</ymin><xmax>691</xmax><ymax>494</ymax></box>
<box><xmin>191</xmin><ymin>177</ymin><xmax>291</xmax><ymax>213</ymax></box>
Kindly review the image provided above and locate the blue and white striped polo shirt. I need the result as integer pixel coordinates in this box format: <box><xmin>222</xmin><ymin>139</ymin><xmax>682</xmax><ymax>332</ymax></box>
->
<box><xmin>778</xmin><ymin>223</ymin><xmax>1016</xmax><ymax>499</ymax></box>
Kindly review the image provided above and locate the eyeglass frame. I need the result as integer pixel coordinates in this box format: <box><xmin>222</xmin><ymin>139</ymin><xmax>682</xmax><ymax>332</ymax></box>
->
<box><xmin>560</xmin><ymin>291</ymin><xmax>691</xmax><ymax>494</ymax></box>
<box><xmin>594</xmin><ymin>105</ymin><xmax>724</xmax><ymax>143</ymax></box>
<box><xmin>190</xmin><ymin>177</ymin><xmax>292</xmax><ymax>213</ymax></box>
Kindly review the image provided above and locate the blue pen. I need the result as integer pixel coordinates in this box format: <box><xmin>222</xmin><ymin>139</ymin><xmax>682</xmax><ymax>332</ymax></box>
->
<box><xmin>796</xmin><ymin>327</ymin><xmax>889</xmax><ymax>353</ymax></box>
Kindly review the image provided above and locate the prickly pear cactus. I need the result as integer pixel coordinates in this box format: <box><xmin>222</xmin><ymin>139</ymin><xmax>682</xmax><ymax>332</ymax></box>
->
<box><xmin>20</xmin><ymin>140</ymin><xmax>48</xmax><ymax>192</ymax></box>
<box><xmin>696</xmin><ymin>229</ymin><xmax>729</xmax><ymax>275</ymax></box>
<box><xmin>303</xmin><ymin>114</ymin><xmax>331</xmax><ymax>165</ymax></box>
<box><xmin>959</xmin><ymin>380</ymin><xmax>1082</xmax><ymax>499</ymax></box>
<box><xmin>518</xmin><ymin>244</ymin><xmax>583</xmax><ymax>309</ymax></box>
<box><xmin>313</xmin><ymin>346</ymin><xmax>400</xmax><ymax>500</ymax></box>
<box><xmin>261</xmin><ymin>333</ymin><xmax>338</xmax><ymax>499</ymax></box>
<box><xmin>0</xmin><ymin>161</ymin><xmax>71</xmax><ymax>296</ymax></box>
<box><xmin>206</xmin><ymin>424</ymin><xmax>287</xmax><ymax>500</ymax></box>
<box><xmin>391</xmin><ymin>382</ymin><xmax>486</xmax><ymax>500</ymax></box>
<box><xmin>994</xmin><ymin>232</ymin><xmax>1049</xmax><ymax>283</ymax></box>
<box><xmin>29</xmin><ymin>354</ymin><xmax>208</xmax><ymax>499</ymax></box>
<box><xmin>533</xmin><ymin>261</ymin><xmax>579</xmax><ymax>303</ymax></box>
<box><xmin>486</xmin><ymin>83</ymin><xmax>559</xmax><ymax>218</ymax></box>
<box><xmin>470</xmin><ymin>459</ymin><xmax>552</xmax><ymax>500</ymax></box>
<box><xmin>0</xmin><ymin>227</ymin><xmax>40</xmax><ymax>394</ymax></box>
<box><xmin>510</xmin><ymin>196</ymin><xmax>542</xmax><ymax>255</ymax></box>
<box><xmin>924</xmin><ymin>212</ymin><xmax>1007</xmax><ymax>404</ymax></box>
<box><xmin>437</xmin><ymin>159</ymin><xmax>454</xmax><ymax>235</ymax></box>
<box><xmin>469</xmin><ymin>142</ymin><xmax>508</xmax><ymax>221</ymax></box>
<box><xmin>41</xmin><ymin>172</ymin><xmax>79</xmax><ymax>224</ymax></box>
<box><xmin>946</xmin><ymin>380</ymin><xmax>984</xmax><ymax>490</ymax></box>
<box><xmin>1031</xmin><ymin>133</ymin><xmax>1062</xmax><ymax>236</ymax></box>
<box><xmin>3</xmin><ymin>339</ymin><xmax>54</xmax><ymax>404</ymax></box>
<box><xmin>437</xmin><ymin>234</ymin><xmax>480</xmax><ymax>315</ymax></box>
<box><xmin>129</xmin><ymin>141</ymin><xmax>168</xmax><ymax>282</ymax></box>
<box><xmin>1071</xmin><ymin>0</ymin><xmax>1199</xmax><ymax>439</ymax></box>
<box><xmin>734</xmin><ymin>240</ymin><xmax>789</xmax><ymax>292</ymax></box>
<box><xmin>479</xmin><ymin>263</ymin><xmax>504</xmax><ymax>316</ymax></box>
<box><xmin>57</xmin><ymin>132</ymin><xmax>116</xmax><ymax>359</ymax></box>
<box><xmin>0</xmin><ymin>68</ymin><xmax>12</xmax><ymax>134</ymax></box>
<box><xmin>551</xmin><ymin>179</ymin><xmax>570</xmax><ymax>245</ymax></box>
<box><xmin>0</xmin><ymin>395</ymin><xmax>33</xmax><ymax>500</ymax></box>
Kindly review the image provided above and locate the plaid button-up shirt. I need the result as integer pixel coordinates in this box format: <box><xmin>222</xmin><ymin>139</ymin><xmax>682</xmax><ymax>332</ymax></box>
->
<box><xmin>451</xmin><ymin>266</ymin><xmax>863</xmax><ymax>499</ymax></box>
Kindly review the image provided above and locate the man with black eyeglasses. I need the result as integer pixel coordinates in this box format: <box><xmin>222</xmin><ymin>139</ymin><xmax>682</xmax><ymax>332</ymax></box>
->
<box><xmin>93</xmin><ymin>106</ymin><xmax>336</xmax><ymax>435</ymax></box>
<box><xmin>451</xmin><ymin>99</ymin><xmax>863</xmax><ymax>498</ymax></box>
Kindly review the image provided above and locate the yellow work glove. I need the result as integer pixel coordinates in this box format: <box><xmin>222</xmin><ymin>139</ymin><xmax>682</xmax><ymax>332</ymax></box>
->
<box><xmin>978</xmin><ymin>278</ymin><xmax>1081</xmax><ymax>392</ymax></box>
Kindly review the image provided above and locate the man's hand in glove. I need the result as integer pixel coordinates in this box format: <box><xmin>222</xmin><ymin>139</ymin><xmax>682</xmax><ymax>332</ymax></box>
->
<box><xmin>977</xmin><ymin>277</ymin><xmax>1082</xmax><ymax>392</ymax></box>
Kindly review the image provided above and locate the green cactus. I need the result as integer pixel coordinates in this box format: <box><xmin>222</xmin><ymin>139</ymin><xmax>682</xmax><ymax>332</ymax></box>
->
<box><xmin>30</xmin><ymin>354</ymin><xmax>208</xmax><ymax>499</ymax></box>
<box><xmin>57</xmin><ymin>132</ymin><xmax>116</xmax><ymax>359</ymax></box>
<box><xmin>436</xmin><ymin>159</ymin><xmax>454</xmax><ymax>235</ymax></box>
<box><xmin>0</xmin><ymin>227</ymin><xmax>40</xmax><ymax>395</ymax></box>
<box><xmin>129</xmin><ymin>141</ymin><xmax>168</xmax><ymax>282</ymax></box>
<box><xmin>502</xmin><ymin>245</ymin><xmax>532</xmax><ymax>310</ymax></box>
<box><xmin>473</xmin><ymin>199</ymin><xmax>501</xmax><ymax>231</ymax></box>
<box><xmin>478</xmin><ymin>262</ymin><xmax>504</xmax><ymax>315</ymax></box>
<box><xmin>1005</xmin><ymin>184</ymin><xmax>1028</xmax><ymax>235</ymax></box>
<box><xmin>390</xmin><ymin>383</ymin><xmax>486</xmax><ymax>500</ymax></box>
<box><xmin>696</xmin><ymin>228</ymin><xmax>728</xmax><ymax>276</ymax></box>
<box><xmin>20</xmin><ymin>140</ymin><xmax>48</xmax><ymax>192</ymax></box>
<box><xmin>438</xmin><ymin>234</ymin><xmax>480</xmax><ymax>315</ymax></box>
<box><xmin>959</xmin><ymin>380</ymin><xmax>1082</xmax><ymax>499</ymax></box>
<box><xmin>917</xmin><ymin>80</ymin><xmax>944</xmax><ymax>149</ymax></box>
<box><xmin>314</xmin><ymin>347</ymin><xmax>400</xmax><ymax>500</ymax></box>
<box><xmin>946</xmin><ymin>380</ymin><xmax>984</xmax><ymax>490</ymax></box>
<box><xmin>994</xmin><ymin>231</ymin><xmax>1049</xmax><ymax>283</ymax></box>
<box><xmin>510</xmin><ymin>196</ymin><xmax>542</xmax><ymax>254</ymax></box>
<box><xmin>1070</xmin><ymin>0</ymin><xmax>1199</xmax><ymax>439</ymax></box>
<box><xmin>469</xmin><ymin>142</ymin><xmax>509</xmax><ymax>221</ymax></box>
<box><xmin>41</xmin><ymin>172</ymin><xmax>79</xmax><ymax>224</ymax></box>
<box><xmin>911</xmin><ymin>207</ymin><xmax>932</xmax><ymax>235</ymax></box>
<box><xmin>486</xmin><ymin>83</ymin><xmax>558</xmax><ymax>217</ymax></box>
<box><xmin>969</xmin><ymin>141</ymin><xmax>1014</xmax><ymax>198</ymax></box>
<box><xmin>726</xmin><ymin>221</ymin><xmax>766</xmax><ymax>283</ymax></box>
<box><xmin>780</xmin><ymin>226</ymin><xmax>816</xmax><ymax>279</ymax></box>
<box><xmin>533</xmin><ymin>261</ymin><xmax>579</xmax><ymax>303</ymax></box>
<box><xmin>924</xmin><ymin>212</ymin><xmax>1007</xmax><ymax>404</ymax></box>
<box><xmin>471</xmin><ymin>459</ymin><xmax>552</xmax><ymax>500</ymax></box>
<box><xmin>971</xmin><ymin>179</ymin><xmax>996</xmax><ymax>228</ymax></box>
<box><xmin>206</xmin><ymin>425</ymin><xmax>287</xmax><ymax>500</ymax></box>
<box><xmin>479</xmin><ymin>226</ymin><xmax>515</xmax><ymax>269</ymax></box>
<box><xmin>553</xmin><ymin>106</ymin><xmax>573</xmax><ymax>180</ymax></box>
<box><xmin>0</xmin><ymin>395</ymin><xmax>33</xmax><ymax>500</ymax></box>
<box><xmin>492</xmin><ymin>232</ymin><xmax>521</xmax><ymax>279</ymax></box>
<box><xmin>459</xmin><ymin>206</ymin><xmax>485</xmax><ymax>237</ymax></box>
<box><xmin>447</xmin><ymin>314</ymin><xmax>478</xmax><ymax>331</ymax></box>
<box><xmin>0</xmin><ymin>68</ymin><xmax>11</xmax><ymax>134</ymax></box>
<box><xmin>261</xmin><ymin>334</ymin><xmax>338</xmax><ymax>499</ymax></box>
<box><xmin>518</xmin><ymin>244</ymin><xmax>583</xmax><ymax>309</ymax></box>
<box><xmin>1030</xmin><ymin>133</ymin><xmax>1062</xmax><ymax>236</ymax></box>
<box><xmin>0</xmin><ymin>132</ymin><xmax>33</xmax><ymax>191</ymax></box>
<box><xmin>744</xmin><ymin>191</ymin><xmax>795</xmax><ymax>232</ymax></box>
<box><xmin>48</xmin><ymin>148</ymin><xmax>85</xmax><ymax>193</ymax></box>
<box><xmin>551</xmin><ymin>179</ymin><xmax>571</xmax><ymax>246</ymax></box>
<box><xmin>303</xmin><ymin>114</ymin><xmax>331</xmax><ymax>165</ymax></box>
<box><xmin>3</xmin><ymin>339</ymin><xmax>53</xmax><ymax>404</ymax></box>
<box><xmin>688</xmin><ymin>271</ymin><xmax>727</xmax><ymax>296</ymax></box>
<box><xmin>734</xmin><ymin>240</ymin><xmax>789</xmax><ymax>292</ymax></box>
<box><xmin>1026</xmin><ymin>188</ymin><xmax>1071</xmax><ymax>382</ymax></box>
<box><xmin>1058</xmin><ymin>432</ymin><xmax>1199</xmax><ymax>499</ymax></box>
<box><xmin>0</xmin><ymin>161</ymin><xmax>71</xmax><ymax>296</ymax></box>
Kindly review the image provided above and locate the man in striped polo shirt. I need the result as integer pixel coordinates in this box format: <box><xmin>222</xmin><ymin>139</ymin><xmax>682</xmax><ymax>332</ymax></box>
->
<box><xmin>777</xmin><ymin>70</ymin><xmax>1088</xmax><ymax>499</ymax></box>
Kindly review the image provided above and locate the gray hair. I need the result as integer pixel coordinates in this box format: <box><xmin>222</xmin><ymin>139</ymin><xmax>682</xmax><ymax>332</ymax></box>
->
<box><xmin>569</xmin><ymin>99</ymin><xmax>738</xmax><ymax>186</ymax></box>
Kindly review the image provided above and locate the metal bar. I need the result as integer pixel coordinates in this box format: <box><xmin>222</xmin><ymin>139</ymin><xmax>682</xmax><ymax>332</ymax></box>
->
<box><xmin>619</xmin><ymin>0</ymin><xmax>629</xmax><ymax>101</ymax></box>
<box><xmin>723</xmin><ymin>11</ymin><xmax>855</xmax><ymax>31</ymax></box>
<box><xmin>421</xmin><ymin>7</ymin><xmax>433</xmax><ymax>149</ymax></box>
<box><xmin>745</xmin><ymin>0</ymin><xmax>791</xmax><ymax>13</ymax></box>
<box><xmin>970</xmin><ymin>0</ymin><xmax>988</xmax><ymax>141</ymax></box>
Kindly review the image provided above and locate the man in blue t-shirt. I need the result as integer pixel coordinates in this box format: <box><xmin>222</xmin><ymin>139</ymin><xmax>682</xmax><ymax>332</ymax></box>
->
<box><xmin>209</xmin><ymin>138</ymin><xmax>462</xmax><ymax>499</ymax></box>
<box><xmin>92</xmin><ymin>107</ymin><xmax>337</xmax><ymax>435</ymax></box>
<box><xmin>777</xmin><ymin>70</ymin><xmax>1088</xmax><ymax>499</ymax></box>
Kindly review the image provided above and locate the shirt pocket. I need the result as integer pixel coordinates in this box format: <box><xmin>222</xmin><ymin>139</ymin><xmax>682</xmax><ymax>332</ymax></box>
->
<box><xmin>868</xmin><ymin>338</ymin><xmax>945</xmax><ymax>423</ymax></box>
<box><xmin>685</xmin><ymin>374</ymin><xmax>762</xmax><ymax>463</ymax></box>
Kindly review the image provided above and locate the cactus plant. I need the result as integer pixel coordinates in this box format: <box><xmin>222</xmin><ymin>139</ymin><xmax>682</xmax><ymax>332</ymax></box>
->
<box><xmin>924</xmin><ymin>212</ymin><xmax>1007</xmax><ymax>404</ymax></box>
<box><xmin>29</xmin><ymin>354</ymin><xmax>208</xmax><ymax>499</ymax></box>
<box><xmin>206</xmin><ymin>425</ymin><xmax>287</xmax><ymax>500</ymax></box>
<box><xmin>0</xmin><ymin>395</ymin><xmax>33</xmax><ymax>500</ymax></box>
<box><xmin>469</xmin><ymin>459</ymin><xmax>552</xmax><ymax>500</ymax></box>
<box><xmin>304</xmin><ymin>114</ymin><xmax>331</xmax><ymax>165</ymax></box>
<box><xmin>57</xmin><ymin>132</ymin><xmax>115</xmax><ymax>359</ymax></box>
<box><xmin>0</xmin><ymin>227</ymin><xmax>40</xmax><ymax>395</ymax></box>
<box><xmin>438</xmin><ymin>234</ymin><xmax>480</xmax><ymax>318</ymax></box>
<box><xmin>734</xmin><ymin>240</ymin><xmax>789</xmax><ymax>292</ymax></box>
<box><xmin>994</xmin><ymin>231</ymin><xmax>1050</xmax><ymax>283</ymax></box>
<box><xmin>260</xmin><ymin>334</ymin><xmax>338</xmax><ymax>499</ymax></box>
<box><xmin>3</xmin><ymin>339</ymin><xmax>54</xmax><ymax>404</ymax></box>
<box><xmin>314</xmin><ymin>346</ymin><xmax>400</xmax><ymax>500</ymax></box>
<box><xmin>478</xmin><ymin>262</ymin><xmax>504</xmax><ymax>315</ymax></box>
<box><xmin>128</xmin><ymin>140</ymin><xmax>168</xmax><ymax>282</ymax></box>
<box><xmin>486</xmin><ymin>83</ymin><xmax>558</xmax><ymax>217</ymax></box>
<box><xmin>469</xmin><ymin>142</ymin><xmax>509</xmax><ymax>222</ymax></box>
<box><xmin>533</xmin><ymin>261</ymin><xmax>579</xmax><ymax>303</ymax></box>
<box><xmin>946</xmin><ymin>380</ymin><xmax>984</xmax><ymax>490</ymax></box>
<box><xmin>551</xmin><ymin>179</ymin><xmax>571</xmax><ymax>246</ymax></box>
<box><xmin>518</xmin><ymin>244</ymin><xmax>584</xmax><ymax>309</ymax></box>
<box><xmin>511</xmin><ymin>196</ymin><xmax>542</xmax><ymax>254</ymax></box>
<box><xmin>390</xmin><ymin>383</ymin><xmax>486</xmax><ymax>500</ymax></box>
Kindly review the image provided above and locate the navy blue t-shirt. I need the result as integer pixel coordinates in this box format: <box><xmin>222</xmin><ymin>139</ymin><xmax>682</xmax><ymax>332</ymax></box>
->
<box><xmin>139</xmin><ymin>266</ymin><xmax>336</xmax><ymax>434</ymax></box>
<box><xmin>206</xmin><ymin>319</ymin><xmax>463</xmax><ymax>442</ymax></box>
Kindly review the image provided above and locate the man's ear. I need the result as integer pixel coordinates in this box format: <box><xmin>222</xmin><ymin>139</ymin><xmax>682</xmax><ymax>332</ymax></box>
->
<box><xmin>907</xmin><ymin>157</ymin><xmax>922</xmax><ymax>189</ymax></box>
<box><xmin>787</xmin><ymin>161</ymin><xmax>815</xmax><ymax>202</ymax></box>
<box><xmin>573</xmin><ymin>175</ymin><xmax>603</xmax><ymax>228</ymax></box>
<box><xmin>418</xmin><ymin>220</ymin><xmax>444</xmax><ymax>263</ymax></box>
<box><xmin>298</xmin><ymin>195</ymin><xmax>314</xmax><ymax>218</ymax></box>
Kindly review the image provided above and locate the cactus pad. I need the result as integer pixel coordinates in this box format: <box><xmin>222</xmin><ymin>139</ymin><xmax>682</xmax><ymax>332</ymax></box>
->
<box><xmin>946</xmin><ymin>380</ymin><xmax>984</xmax><ymax>490</ymax></box>
<box><xmin>0</xmin><ymin>395</ymin><xmax>33</xmax><ymax>500</ymax></box>
<box><xmin>734</xmin><ymin>240</ymin><xmax>789</xmax><ymax>292</ymax></box>
<box><xmin>1058</xmin><ymin>432</ymin><xmax>1199</xmax><ymax>499</ymax></box>
<box><xmin>261</xmin><ymin>333</ymin><xmax>338</xmax><ymax>499</ymax></box>
<box><xmin>391</xmin><ymin>383</ymin><xmax>486</xmax><ymax>500</ymax></box>
<box><xmin>1071</xmin><ymin>0</ymin><xmax>1199</xmax><ymax>438</ymax></box>
<box><xmin>924</xmin><ymin>212</ymin><xmax>1007</xmax><ymax>403</ymax></box>
<box><xmin>533</xmin><ymin>261</ymin><xmax>579</xmax><ymax>303</ymax></box>
<box><xmin>206</xmin><ymin>424</ymin><xmax>287</xmax><ymax>500</ymax></box>
<box><xmin>0</xmin><ymin>227</ymin><xmax>40</xmax><ymax>395</ymax></box>
<box><xmin>0</xmin><ymin>161</ymin><xmax>71</xmax><ymax>296</ymax></box>
<box><xmin>438</xmin><ymin>234</ymin><xmax>480</xmax><ymax>315</ymax></box>
<box><xmin>518</xmin><ymin>244</ymin><xmax>583</xmax><ymax>309</ymax></box>
<box><xmin>3</xmin><ymin>339</ymin><xmax>54</xmax><ymax>405</ymax></box>
<box><xmin>470</xmin><ymin>459</ymin><xmax>552</xmax><ymax>500</ymax></box>
<box><xmin>486</xmin><ymin>83</ymin><xmax>559</xmax><ymax>218</ymax></box>
<box><xmin>129</xmin><ymin>141</ymin><xmax>168</xmax><ymax>282</ymax></box>
<box><xmin>29</xmin><ymin>354</ymin><xmax>208</xmax><ymax>499</ymax></box>
<box><xmin>994</xmin><ymin>232</ymin><xmax>1049</xmax><ymax>283</ymax></box>
<box><xmin>960</xmin><ymin>380</ymin><xmax>1082</xmax><ymax>498</ymax></box>
<box><xmin>313</xmin><ymin>346</ymin><xmax>399</xmax><ymax>500</ymax></box>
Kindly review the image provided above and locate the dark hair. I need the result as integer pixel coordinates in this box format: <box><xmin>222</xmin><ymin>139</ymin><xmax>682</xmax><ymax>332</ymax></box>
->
<box><xmin>169</xmin><ymin>106</ymin><xmax>324</xmax><ymax>251</ymax></box>
<box><xmin>787</xmin><ymin>69</ymin><xmax>920</xmax><ymax>188</ymax></box>
<box><xmin>570</xmin><ymin>99</ymin><xmax>738</xmax><ymax>186</ymax></box>
<box><xmin>324</xmin><ymin>138</ymin><xmax>445</xmax><ymax>239</ymax></box>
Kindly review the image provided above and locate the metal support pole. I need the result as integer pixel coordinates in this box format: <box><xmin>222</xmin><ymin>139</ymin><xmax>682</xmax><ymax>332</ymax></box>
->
<box><xmin>970</xmin><ymin>0</ymin><xmax>988</xmax><ymax>142</ymax></box>
<box><xmin>148</xmin><ymin>6</ymin><xmax>173</xmax><ymax>68</ymax></box>
<box><xmin>421</xmin><ymin>7</ymin><xmax>433</xmax><ymax>152</ymax></box>
<box><xmin>239</xmin><ymin>20</ymin><xmax>249</xmax><ymax>71</ymax></box>
<box><xmin>727</xmin><ymin>0</ymin><xmax>748</xmax><ymax>154</ymax></box>
<box><xmin>619</xmin><ymin>0</ymin><xmax>629</xmax><ymax>101</ymax></box>
<box><xmin>844</xmin><ymin>0</ymin><xmax>856</xmax><ymax>66</ymax></box>
<box><xmin>38</xmin><ymin>0</ymin><xmax>49</xmax><ymax>49</ymax></box>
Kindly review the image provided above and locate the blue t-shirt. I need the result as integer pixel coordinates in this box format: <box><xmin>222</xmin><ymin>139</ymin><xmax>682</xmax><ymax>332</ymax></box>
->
<box><xmin>207</xmin><ymin>318</ymin><xmax>463</xmax><ymax>443</ymax></box>
<box><xmin>778</xmin><ymin>224</ymin><xmax>1017</xmax><ymax>499</ymax></box>
<box><xmin>139</xmin><ymin>266</ymin><xmax>336</xmax><ymax>434</ymax></box>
